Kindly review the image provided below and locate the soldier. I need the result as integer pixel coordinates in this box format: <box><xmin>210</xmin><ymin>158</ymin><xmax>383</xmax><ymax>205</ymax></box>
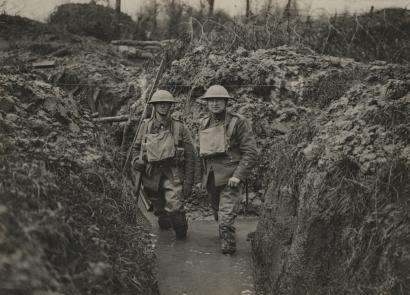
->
<box><xmin>196</xmin><ymin>85</ymin><xmax>258</xmax><ymax>254</ymax></box>
<box><xmin>132</xmin><ymin>90</ymin><xmax>195</xmax><ymax>239</ymax></box>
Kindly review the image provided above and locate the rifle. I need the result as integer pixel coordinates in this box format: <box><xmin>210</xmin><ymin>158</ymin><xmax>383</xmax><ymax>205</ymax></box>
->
<box><xmin>245</xmin><ymin>179</ymin><xmax>249</xmax><ymax>215</ymax></box>
<box><xmin>122</xmin><ymin>58</ymin><xmax>166</xmax><ymax>211</ymax></box>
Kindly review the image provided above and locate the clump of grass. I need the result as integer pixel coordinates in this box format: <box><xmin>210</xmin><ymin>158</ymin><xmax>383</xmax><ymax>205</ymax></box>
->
<box><xmin>362</xmin><ymin>100</ymin><xmax>410</xmax><ymax>129</ymax></box>
<box><xmin>301</xmin><ymin>69</ymin><xmax>365</xmax><ymax>108</ymax></box>
<box><xmin>315</xmin><ymin>157</ymin><xmax>410</xmax><ymax>293</ymax></box>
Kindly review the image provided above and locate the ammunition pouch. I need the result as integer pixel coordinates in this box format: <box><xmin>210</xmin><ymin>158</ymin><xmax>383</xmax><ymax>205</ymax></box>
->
<box><xmin>132</xmin><ymin>158</ymin><xmax>146</xmax><ymax>172</ymax></box>
<box><xmin>176</xmin><ymin>147</ymin><xmax>185</xmax><ymax>163</ymax></box>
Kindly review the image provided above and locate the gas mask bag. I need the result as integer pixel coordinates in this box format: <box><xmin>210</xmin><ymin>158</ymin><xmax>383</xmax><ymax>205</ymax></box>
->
<box><xmin>199</xmin><ymin>125</ymin><xmax>228</xmax><ymax>157</ymax></box>
<box><xmin>145</xmin><ymin>130</ymin><xmax>176</xmax><ymax>162</ymax></box>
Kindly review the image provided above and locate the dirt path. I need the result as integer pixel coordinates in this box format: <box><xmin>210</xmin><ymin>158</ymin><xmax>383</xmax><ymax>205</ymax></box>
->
<box><xmin>151</xmin><ymin>216</ymin><xmax>257</xmax><ymax>295</ymax></box>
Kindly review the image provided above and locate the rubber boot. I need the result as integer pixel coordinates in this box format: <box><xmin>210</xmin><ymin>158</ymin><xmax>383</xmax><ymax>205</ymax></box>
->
<box><xmin>213</xmin><ymin>209</ymin><xmax>219</xmax><ymax>222</ymax></box>
<box><xmin>157</xmin><ymin>212</ymin><xmax>172</xmax><ymax>230</ymax></box>
<box><xmin>220</xmin><ymin>225</ymin><xmax>236</xmax><ymax>255</ymax></box>
<box><xmin>172</xmin><ymin>211</ymin><xmax>188</xmax><ymax>240</ymax></box>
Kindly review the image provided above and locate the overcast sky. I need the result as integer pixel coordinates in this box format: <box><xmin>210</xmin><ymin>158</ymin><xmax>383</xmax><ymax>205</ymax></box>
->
<box><xmin>4</xmin><ymin>0</ymin><xmax>410</xmax><ymax>22</ymax></box>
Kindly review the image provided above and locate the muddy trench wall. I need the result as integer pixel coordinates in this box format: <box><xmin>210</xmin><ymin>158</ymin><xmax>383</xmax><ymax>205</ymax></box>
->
<box><xmin>0</xmin><ymin>19</ymin><xmax>160</xmax><ymax>294</ymax></box>
<box><xmin>251</xmin><ymin>70</ymin><xmax>410</xmax><ymax>294</ymax></box>
<box><xmin>160</xmin><ymin>46</ymin><xmax>410</xmax><ymax>294</ymax></box>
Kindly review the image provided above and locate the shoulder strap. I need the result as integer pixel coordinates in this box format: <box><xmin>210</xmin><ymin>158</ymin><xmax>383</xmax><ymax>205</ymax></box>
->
<box><xmin>226</xmin><ymin>115</ymin><xmax>238</xmax><ymax>141</ymax></box>
<box><xmin>138</xmin><ymin>119</ymin><xmax>149</xmax><ymax>140</ymax></box>
<box><xmin>200</xmin><ymin>117</ymin><xmax>211</xmax><ymax>129</ymax></box>
<box><xmin>172</xmin><ymin>120</ymin><xmax>181</xmax><ymax>146</ymax></box>
<box><xmin>147</xmin><ymin>119</ymin><xmax>154</xmax><ymax>134</ymax></box>
<box><xmin>139</xmin><ymin>118</ymin><xmax>152</xmax><ymax>159</ymax></box>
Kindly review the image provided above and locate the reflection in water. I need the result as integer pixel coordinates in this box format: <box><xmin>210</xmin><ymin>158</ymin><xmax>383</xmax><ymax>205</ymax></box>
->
<box><xmin>155</xmin><ymin>219</ymin><xmax>257</xmax><ymax>295</ymax></box>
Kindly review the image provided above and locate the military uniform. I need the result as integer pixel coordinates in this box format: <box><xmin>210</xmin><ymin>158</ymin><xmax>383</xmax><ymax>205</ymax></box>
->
<box><xmin>198</xmin><ymin>110</ymin><xmax>258</xmax><ymax>253</ymax></box>
<box><xmin>131</xmin><ymin>90</ymin><xmax>195</xmax><ymax>239</ymax></box>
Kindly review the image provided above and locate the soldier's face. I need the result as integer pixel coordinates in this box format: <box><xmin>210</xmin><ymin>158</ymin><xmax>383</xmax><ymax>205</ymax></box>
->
<box><xmin>207</xmin><ymin>98</ymin><xmax>227</xmax><ymax>114</ymax></box>
<box><xmin>154</xmin><ymin>102</ymin><xmax>173</xmax><ymax>116</ymax></box>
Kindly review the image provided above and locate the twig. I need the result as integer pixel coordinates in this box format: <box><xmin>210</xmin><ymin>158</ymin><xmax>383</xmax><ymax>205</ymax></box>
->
<box><xmin>321</xmin><ymin>17</ymin><xmax>333</xmax><ymax>54</ymax></box>
<box><xmin>204</xmin><ymin>19</ymin><xmax>246</xmax><ymax>48</ymax></box>
<box><xmin>190</xmin><ymin>17</ymin><xmax>206</xmax><ymax>44</ymax></box>
<box><xmin>111</xmin><ymin>39</ymin><xmax>174</xmax><ymax>47</ymax></box>
<box><xmin>348</xmin><ymin>14</ymin><xmax>360</xmax><ymax>54</ymax></box>
<box><xmin>94</xmin><ymin>114</ymin><xmax>134</xmax><ymax>123</ymax></box>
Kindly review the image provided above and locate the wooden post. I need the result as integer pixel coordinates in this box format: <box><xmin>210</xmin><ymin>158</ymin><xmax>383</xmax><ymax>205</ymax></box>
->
<box><xmin>115</xmin><ymin>0</ymin><xmax>121</xmax><ymax>13</ymax></box>
<box><xmin>284</xmin><ymin>0</ymin><xmax>291</xmax><ymax>43</ymax></box>
<box><xmin>265</xmin><ymin>0</ymin><xmax>272</xmax><ymax>20</ymax></box>
<box><xmin>207</xmin><ymin>0</ymin><xmax>215</xmax><ymax>16</ymax></box>
<box><xmin>246</xmin><ymin>0</ymin><xmax>250</xmax><ymax>18</ymax></box>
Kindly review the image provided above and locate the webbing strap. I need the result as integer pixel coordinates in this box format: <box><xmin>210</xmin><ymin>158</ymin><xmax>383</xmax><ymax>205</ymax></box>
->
<box><xmin>139</xmin><ymin>119</ymin><xmax>151</xmax><ymax>159</ymax></box>
<box><xmin>201</xmin><ymin>117</ymin><xmax>211</xmax><ymax>129</ymax></box>
<box><xmin>226</xmin><ymin>116</ymin><xmax>238</xmax><ymax>142</ymax></box>
<box><xmin>147</xmin><ymin>120</ymin><xmax>154</xmax><ymax>135</ymax></box>
<box><xmin>172</xmin><ymin>120</ymin><xmax>181</xmax><ymax>146</ymax></box>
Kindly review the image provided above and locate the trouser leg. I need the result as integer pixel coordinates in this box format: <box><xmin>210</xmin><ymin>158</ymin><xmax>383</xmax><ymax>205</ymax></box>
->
<box><xmin>145</xmin><ymin>186</ymin><xmax>172</xmax><ymax>230</ymax></box>
<box><xmin>218</xmin><ymin>184</ymin><xmax>242</xmax><ymax>254</ymax></box>
<box><xmin>205</xmin><ymin>172</ymin><xmax>242</xmax><ymax>254</ymax></box>
<box><xmin>206</xmin><ymin>172</ymin><xmax>220</xmax><ymax>222</ymax></box>
<box><xmin>162</xmin><ymin>179</ymin><xmax>183</xmax><ymax>213</ymax></box>
<box><xmin>162</xmin><ymin>170</ymin><xmax>187</xmax><ymax>239</ymax></box>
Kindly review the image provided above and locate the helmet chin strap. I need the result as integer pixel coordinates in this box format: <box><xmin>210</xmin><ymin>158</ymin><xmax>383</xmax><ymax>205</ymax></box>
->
<box><xmin>214</xmin><ymin>101</ymin><xmax>227</xmax><ymax>118</ymax></box>
<box><xmin>155</xmin><ymin>105</ymin><xmax>172</xmax><ymax>121</ymax></box>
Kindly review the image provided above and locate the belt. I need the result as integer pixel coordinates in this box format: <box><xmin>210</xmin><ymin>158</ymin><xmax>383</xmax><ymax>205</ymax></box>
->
<box><xmin>203</xmin><ymin>153</ymin><xmax>227</xmax><ymax>160</ymax></box>
<box><xmin>153</xmin><ymin>160</ymin><xmax>177</xmax><ymax>168</ymax></box>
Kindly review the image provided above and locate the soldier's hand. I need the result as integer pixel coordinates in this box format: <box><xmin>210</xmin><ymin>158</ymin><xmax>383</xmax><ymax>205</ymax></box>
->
<box><xmin>228</xmin><ymin>177</ymin><xmax>241</xmax><ymax>188</ymax></box>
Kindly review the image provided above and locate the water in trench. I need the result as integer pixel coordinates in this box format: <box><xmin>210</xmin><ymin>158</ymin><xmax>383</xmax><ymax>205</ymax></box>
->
<box><xmin>148</xmin><ymin>211</ymin><xmax>257</xmax><ymax>295</ymax></box>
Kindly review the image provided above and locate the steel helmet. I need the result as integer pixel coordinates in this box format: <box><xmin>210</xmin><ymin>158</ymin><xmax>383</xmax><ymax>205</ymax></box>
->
<box><xmin>149</xmin><ymin>90</ymin><xmax>178</xmax><ymax>104</ymax></box>
<box><xmin>201</xmin><ymin>85</ymin><xmax>233</xmax><ymax>100</ymax></box>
